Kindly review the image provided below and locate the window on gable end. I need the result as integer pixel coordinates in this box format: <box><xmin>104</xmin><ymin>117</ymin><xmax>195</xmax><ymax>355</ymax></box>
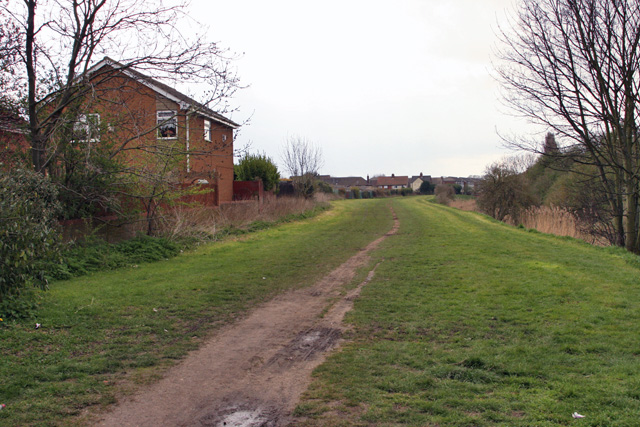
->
<box><xmin>72</xmin><ymin>114</ymin><xmax>100</xmax><ymax>143</ymax></box>
<box><xmin>204</xmin><ymin>119</ymin><xmax>211</xmax><ymax>142</ymax></box>
<box><xmin>157</xmin><ymin>110</ymin><xmax>178</xmax><ymax>139</ymax></box>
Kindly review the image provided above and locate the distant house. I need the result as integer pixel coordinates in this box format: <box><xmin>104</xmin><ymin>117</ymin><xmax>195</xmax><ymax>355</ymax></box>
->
<box><xmin>409</xmin><ymin>173</ymin><xmax>431</xmax><ymax>192</ymax></box>
<box><xmin>430</xmin><ymin>176</ymin><xmax>479</xmax><ymax>194</ymax></box>
<box><xmin>456</xmin><ymin>177</ymin><xmax>480</xmax><ymax>194</ymax></box>
<box><xmin>73</xmin><ymin>57</ymin><xmax>240</xmax><ymax>204</ymax></box>
<box><xmin>432</xmin><ymin>176</ymin><xmax>458</xmax><ymax>186</ymax></box>
<box><xmin>375</xmin><ymin>174</ymin><xmax>409</xmax><ymax>190</ymax></box>
<box><xmin>317</xmin><ymin>175</ymin><xmax>369</xmax><ymax>189</ymax></box>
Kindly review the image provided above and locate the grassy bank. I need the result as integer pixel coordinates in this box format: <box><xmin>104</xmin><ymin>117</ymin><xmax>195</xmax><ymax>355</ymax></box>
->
<box><xmin>295</xmin><ymin>197</ymin><xmax>640</xmax><ymax>426</ymax></box>
<box><xmin>0</xmin><ymin>199</ymin><xmax>393</xmax><ymax>426</ymax></box>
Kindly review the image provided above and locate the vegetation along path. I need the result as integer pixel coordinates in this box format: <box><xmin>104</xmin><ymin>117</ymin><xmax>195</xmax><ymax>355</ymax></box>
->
<box><xmin>97</xmin><ymin>207</ymin><xmax>399</xmax><ymax>426</ymax></box>
<box><xmin>0</xmin><ymin>199</ymin><xmax>394</xmax><ymax>426</ymax></box>
<box><xmin>293</xmin><ymin>198</ymin><xmax>640</xmax><ymax>426</ymax></box>
<box><xmin>5</xmin><ymin>197</ymin><xmax>640</xmax><ymax>426</ymax></box>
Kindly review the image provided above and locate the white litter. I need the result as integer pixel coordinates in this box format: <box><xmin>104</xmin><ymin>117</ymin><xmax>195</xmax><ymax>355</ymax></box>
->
<box><xmin>572</xmin><ymin>412</ymin><xmax>585</xmax><ymax>419</ymax></box>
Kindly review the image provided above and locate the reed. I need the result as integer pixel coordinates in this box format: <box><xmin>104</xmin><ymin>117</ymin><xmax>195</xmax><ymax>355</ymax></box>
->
<box><xmin>449</xmin><ymin>198</ymin><xmax>477</xmax><ymax>212</ymax></box>
<box><xmin>516</xmin><ymin>206</ymin><xmax>610</xmax><ymax>245</ymax></box>
<box><xmin>160</xmin><ymin>196</ymin><xmax>323</xmax><ymax>240</ymax></box>
<box><xmin>450</xmin><ymin>199</ymin><xmax>608</xmax><ymax>246</ymax></box>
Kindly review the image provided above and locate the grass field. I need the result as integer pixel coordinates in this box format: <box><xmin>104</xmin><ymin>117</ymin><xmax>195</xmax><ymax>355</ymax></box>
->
<box><xmin>3</xmin><ymin>196</ymin><xmax>640</xmax><ymax>426</ymax></box>
<box><xmin>0</xmin><ymin>199</ymin><xmax>393</xmax><ymax>426</ymax></box>
<box><xmin>294</xmin><ymin>197</ymin><xmax>640</xmax><ymax>426</ymax></box>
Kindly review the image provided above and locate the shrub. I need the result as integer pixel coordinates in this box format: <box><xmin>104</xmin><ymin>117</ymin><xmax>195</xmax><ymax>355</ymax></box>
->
<box><xmin>434</xmin><ymin>184</ymin><xmax>455</xmax><ymax>205</ymax></box>
<box><xmin>0</xmin><ymin>169</ymin><xmax>62</xmax><ymax>313</ymax></box>
<box><xmin>400</xmin><ymin>187</ymin><xmax>414</xmax><ymax>196</ymax></box>
<box><xmin>476</xmin><ymin>159</ymin><xmax>536</xmax><ymax>223</ymax></box>
<box><xmin>374</xmin><ymin>188</ymin><xmax>387</xmax><ymax>198</ymax></box>
<box><xmin>235</xmin><ymin>152</ymin><xmax>280</xmax><ymax>192</ymax></box>
<box><xmin>419</xmin><ymin>180</ymin><xmax>434</xmax><ymax>194</ymax></box>
<box><xmin>50</xmin><ymin>235</ymin><xmax>180</xmax><ymax>280</ymax></box>
<box><xmin>316</xmin><ymin>180</ymin><xmax>334</xmax><ymax>194</ymax></box>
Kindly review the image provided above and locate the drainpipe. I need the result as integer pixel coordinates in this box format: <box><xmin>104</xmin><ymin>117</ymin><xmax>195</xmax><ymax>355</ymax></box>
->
<box><xmin>186</xmin><ymin>111</ymin><xmax>190</xmax><ymax>173</ymax></box>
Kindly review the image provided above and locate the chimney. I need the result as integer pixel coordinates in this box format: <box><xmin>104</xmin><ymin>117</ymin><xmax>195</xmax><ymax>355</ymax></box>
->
<box><xmin>391</xmin><ymin>173</ymin><xmax>395</xmax><ymax>178</ymax></box>
<box><xmin>420</xmin><ymin>172</ymin><xmax>423</xmax><ymax>177</ymax></box>
<box><xmin>367</xmin><ymin>174</ymin><xmax>370</xmax><ymax>184</ymax></box>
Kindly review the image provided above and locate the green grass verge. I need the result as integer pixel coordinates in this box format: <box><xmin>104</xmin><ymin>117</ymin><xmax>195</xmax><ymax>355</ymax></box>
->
<box><xmin>295</xmin><ymin>197</ymin><xmax>640</xmax><ymax>427</ymax></box>
<box><xmin>0</xmin><ymin>199</ymin><xmax>393</xmax><ymax>426</ymax></box>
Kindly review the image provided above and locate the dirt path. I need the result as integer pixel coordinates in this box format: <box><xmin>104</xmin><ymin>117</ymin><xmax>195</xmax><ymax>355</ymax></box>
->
<box><xmin>96</xmin><ymin>209</ymin><xmax>399</xmax><ymax>427</ymax></box>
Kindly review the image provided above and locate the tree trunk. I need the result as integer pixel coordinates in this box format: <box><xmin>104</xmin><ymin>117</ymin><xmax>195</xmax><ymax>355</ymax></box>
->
<box><xmin>624</xmin><ymin>186</ymin><xmax>638</xmax><ymax>253</ymax></box>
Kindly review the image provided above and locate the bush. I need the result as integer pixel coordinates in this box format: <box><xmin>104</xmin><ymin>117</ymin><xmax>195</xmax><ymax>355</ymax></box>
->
<box><xmin>476</xmin><ymin>159</ymin><xmax>536</xmax><ymax>223</ymax></box>
<box><xmin>419</xmin><ymin>180</ymin><xmax>434</xmax><ymax>194</ymax></box>
<box><xmin>235</xmin><ymin>152</ymin><xmax>280</xmax><ymax>192</ymax></box>
<box><xmin>0</xmin><ymin>169</ymin><xmax>62</xmax><ymax>314</ymax></box>
<box><xmin>374</xmin><ymin>188</ymin><xmax>387</xmax><ymax>198</ymax></box>
<box><xmin>51</xmin><ymin>235</ymin><xmax>180</xmax><ymax>280</ymax></box>
<box><xmin>316</xmin><ymin>180</ymin><xmax>334</xmax><ymax>194</ymax></box>
<box><xmin>400</xmin><ymin>187</ymin><xmax>414</xmax><ymax>196</ymax></box>
<box><xmin>434</xmin><ymin>184</ymin><xmax>455</xmax><ymax>205</ymax></box>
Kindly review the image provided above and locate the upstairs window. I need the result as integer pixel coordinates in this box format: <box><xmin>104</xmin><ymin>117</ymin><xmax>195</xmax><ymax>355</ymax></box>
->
<box><xmin>157</xmin><ymin>110</ymin><xmax>177</xmax><ymax>138</ymax></box>
<box><xmin>204</xmin><ymin>119</ymin><xmax>211</xmax><ymax>142</ymax></box>
<box><xmin>72</xmin><ymin>114</ymin><xmax>100</xmax><ymax>142</ymax></box>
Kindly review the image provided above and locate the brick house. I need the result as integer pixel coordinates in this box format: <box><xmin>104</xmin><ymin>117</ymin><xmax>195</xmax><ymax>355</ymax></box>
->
<box><xmin>0</xmin><ymin>110</ymin><xmax>29</xmax><ymax>170</ymax></box>
<box><xmin>317</xmin><ymin>175</ymin><xmax>369</xmax><ymax>190</ymax></box>
<box><xmin>77</xmin><ymin>57</ymin><xmax>240</xmax><ymax>204</ymax></box>
<box><xmin>375</xmin><ymin>174</ymin><xmax>409</xmax><ymax>190</ymax></box>
<box><xmin>409</xmin><ymin>173</ymin><xmax>432</xmax><ymax>192</ymax></box>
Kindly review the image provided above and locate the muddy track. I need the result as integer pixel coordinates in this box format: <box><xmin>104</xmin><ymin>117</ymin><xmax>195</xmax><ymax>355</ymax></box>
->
<box><xmin>96</xmin><ymin>208</ymin><xmax>399</xmax><ymax>427</ymax></box>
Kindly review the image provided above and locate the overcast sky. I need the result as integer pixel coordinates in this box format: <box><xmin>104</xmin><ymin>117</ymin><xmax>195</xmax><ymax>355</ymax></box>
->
<box><xmin>189</xmin><ymin>0</ymin><xmax>536</xmax><ymax>179</ymax></box>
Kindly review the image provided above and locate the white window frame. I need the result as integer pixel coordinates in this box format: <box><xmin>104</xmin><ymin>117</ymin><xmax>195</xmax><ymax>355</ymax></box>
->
<box><xmin>204</xmin><ymin>119</ymin><xmax>211</xmax><ymax>142</ymax></box>
<box><xmin>72</xmin><ymin>113</ymin><xmax>101</xmax><ymax>143</ymax></box>
<box><xmin>157</xmin><ymin>110</ymin><xmax>178</xmax><ymax>139</ymax></box>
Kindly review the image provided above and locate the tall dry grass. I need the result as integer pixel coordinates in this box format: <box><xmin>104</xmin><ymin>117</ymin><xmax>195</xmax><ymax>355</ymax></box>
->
<box><xmin>518</xmin><ymin>206</ymin><xmax>583</xmax><ymax>238</ymax></box>
<box><xmin>513</xmin><ymin>206</ymin><xmax>585</xmax><ymax>239</ymax></box>
<box><xmin>160</xmin><ymin>196</ymin><xmax>325</xmax><ymax>240</ymax></box>
<box><xmin>516</xmin><ymin>206</ymin><xmax>609</xmax><ymax>246</ymax></box>
<box><xmin>450</xmin><ymin>199</ymin><xmax>608</xmax><ymax>246</ymax></box>
<box><xmin>449</xmin><ymin>198</ymin><xmax>477</xmax><ymax>212</ymax></box>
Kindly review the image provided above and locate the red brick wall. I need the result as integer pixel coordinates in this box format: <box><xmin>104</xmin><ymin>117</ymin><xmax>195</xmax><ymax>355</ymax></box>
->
<box><xmin>233</xmin><ymin>180</ymin><xmax>263</xmax><ymax>201</ymax></box>
<box><xmin>0</xmin><ymin>130</ymin><xmax>29</xmax><ymax>170</ymax></box>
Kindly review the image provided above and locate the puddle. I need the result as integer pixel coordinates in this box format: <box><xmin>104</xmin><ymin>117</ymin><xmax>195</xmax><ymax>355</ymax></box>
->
<box><xmin>216</xmin><ymin>409</ymin><xmax>268</xmax><ymax>427</ymax></box>
<box><xmin>200</xmin><ymin>403</ymin><xmax>280</xmax><ymax>427</ymax></box>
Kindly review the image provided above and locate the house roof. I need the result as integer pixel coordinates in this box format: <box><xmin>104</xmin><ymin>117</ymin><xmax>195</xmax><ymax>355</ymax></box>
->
<box><xmin>376</xmin><ymin>176</ymin><xmax>409</xmax><ymax>186</ymax></box>
<box><xmin>432</xmin><ymin>177</ymin><xmax>458</xmax><ymax>185</ymax></box>
<box><xmin>317</xmin><ymin>175</ymin><xmax>368</xmax><ymax>187</ymax></box>
<box><xmin>86</xmin><ymin>57</ymin><xmax>239</xmax><ymax>129</ymax></box>
<box><xmin>409</xmin><ymin>175</ymin><xmax>432</xmax><ymax>184</ymax></box>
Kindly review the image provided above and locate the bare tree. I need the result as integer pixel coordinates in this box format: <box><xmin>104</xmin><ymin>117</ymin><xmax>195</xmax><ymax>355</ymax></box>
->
<box><xmin>498</xmin><ymin>0</ymin><xmax>640</xmax><ymax>253</ymax></box>
<box><xmin>476</xmin><ymin>156</ymin><xmax>537</xmax><ymax>224</ymax></box>
<box><xmin>496</xmin><ymin>0</ymin><xmax>640</xmax><ymax>252</ymax></box>
<box><xmin>0</xmin><ymin>4</ymin><xmax>22</xmax><ymax>111</ymax></box>
<box><xmin>2</xmin><ymin>0</ymin><xmax>240</xmax><ymax>173</ymax></box>
<box><xmin>281</xmin><ymin>136</ymin><xmax>324</xmax><ymax>197</ymax></box>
